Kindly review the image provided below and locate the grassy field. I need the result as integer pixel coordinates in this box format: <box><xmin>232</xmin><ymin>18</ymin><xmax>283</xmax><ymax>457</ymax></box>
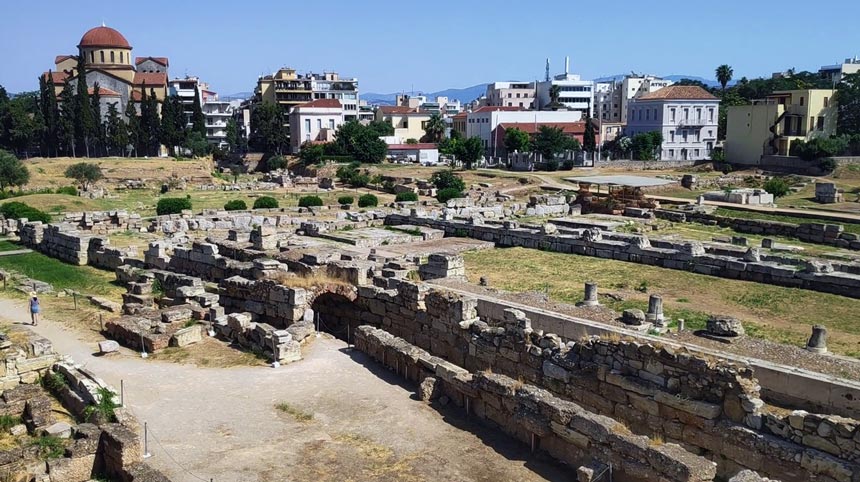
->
<box><xmin>462</xmin><ymin>247</ymin><xmax>860</xmax><ymax>357</ymax></box>
<box><xmin>23</xmin><ymin>156</ymin><xmax>214</xmax><ymax>189</ymax></box>
<box><xmin>713</xmin><ymin>207</ymin><xmax>860</xmax><ymax>234</ymax></box>
<box><xmin>0</xmin><ymin>249</ymin><xmax>120</xmax><ymax>296</ymax></box>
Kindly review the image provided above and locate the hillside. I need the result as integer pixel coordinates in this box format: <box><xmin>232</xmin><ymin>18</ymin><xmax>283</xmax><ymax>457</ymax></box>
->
<box><xmin>22</xmin><ymin>157</ymin><xmax>215</xmax><ymax>189</ymax></box>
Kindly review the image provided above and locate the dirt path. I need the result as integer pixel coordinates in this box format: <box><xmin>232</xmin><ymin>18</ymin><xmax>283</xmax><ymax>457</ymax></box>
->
<box><xmin>0</xmin><ymin>298</ymin><xmax>570</xmax><ymax>482</ymax></box>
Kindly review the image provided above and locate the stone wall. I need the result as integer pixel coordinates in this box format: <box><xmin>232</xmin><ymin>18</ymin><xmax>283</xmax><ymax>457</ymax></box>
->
<box><xmin>350</xmin><ymin>280</ymin><xmax>860</xmax><ymax>481</ymax></box>
<box><xmin>20</xmin><ymin>222</ymin><xmax>89</xmax><ymax>265</ymax></box>
<box><xmin>61</xmin><ymin>210</ymin><xmax>143</xmax><ymax>234</ymax></box>
<box><xmin>385</xmin><ymin>214</ymin><xmax>860</xmax><ymax>299</ymax></box>
<box><xmin>354</xmin><ymin>325</ymin><xmax>718</xmax><ymax>482</ymax></box>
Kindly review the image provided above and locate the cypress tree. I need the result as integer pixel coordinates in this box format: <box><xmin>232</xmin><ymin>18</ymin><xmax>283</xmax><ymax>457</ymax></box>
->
<box><xmin>59</xmin><ymin>81</ymin><xmax>77</xmax><ymax>157</ymax></box>
<box><xmin>90</xmin><ymin>82</ymin><xmax>104</xmax><ymax>156</ymax></box>
<box><xmin>74</xmin><ymin>54</ymin><xmax>94</xmax><ymax>157</ymax></box>
<box><xmin>105</xmin><ymin>102</ymin><xmax>127</xmax><ymax>156</ymax></box>
<box><xmin>125</xmin><ymin>100</ymin><xmax>140</xmax><ymax>157</ymax></box>
<box><xmin>39</xmin><ymin>73</ymin><xmax>60</xmax><ymax>157</ymax></box>
<box><xmin>583</xmin><ymin>115</ymin><xmax>597</xmax><ymax>154</ymax></box>
<box><xmin>191</xmin><ymin>88</ymin><xmax>206</xmax><ymax>136</ymax></box>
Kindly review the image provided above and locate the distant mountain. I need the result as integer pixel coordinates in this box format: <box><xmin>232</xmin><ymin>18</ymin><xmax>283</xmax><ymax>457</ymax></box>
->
<box><xmin>221</xmin><ymin>92</ymin><xmax>253</xmax><ymax>101</ymax></box>
<box><xmin>593</xmin><ymin>74</ymin><xmax>730</xmax><ymax>89</ymax></box>
<box><xmin>361</xmin><ymin>83</ymin><xmax>488</xmax><ymax>106</ymax></box>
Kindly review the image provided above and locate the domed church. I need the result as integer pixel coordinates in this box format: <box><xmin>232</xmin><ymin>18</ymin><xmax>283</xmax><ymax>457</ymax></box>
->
<box><xmin>44</xmin><ymin>25</ymin><xmax>169</xmax><ymax>120</ymax></box>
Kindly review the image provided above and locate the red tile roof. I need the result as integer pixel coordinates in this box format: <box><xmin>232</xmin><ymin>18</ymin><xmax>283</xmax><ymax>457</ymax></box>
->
<box><xmin>89</xmin><ymin>87</ymin><xmax>122</xmax><ymax>97</ymax></box>
<box><xmin>43</xmin><ymin>71</ymin><xmax>69</xmax><ymax>85</ymax></box>
<box><xmin>79</xmin><ymin>26</ymin><xmax>131</xmax><ymax>49</ymax></box>
<box><xmin>54</xmin><ymin>55</ymin><xmax>75</xmax><ymax>64</ymax></box>
<box><xmin>387</xmin><ymin>143</ymin><xmax>438</xmax><ymax>150</ymax></box>
<box><xmin>474</xmin><ymin>106</ymin><xmax>524</xmax><ymax>113</ymax></box>
<box><xmin>131</xmin><ymin>91</ymin><xmax>143</xmax><ymax>102</ymax></box>
<box><xmin>452</xmin><ymin>112</ymin><xmax>468</xmax><ymax>119</ymax></box>
<box><xmin>497</xmin><ymin>122</ymin><xmax>588</xmax><ymax>134</ymax></box>
<box><xmin>637</xmin><ymin>85</ymin><xmax>718</xmax><ymax>101</ymax></box>
<box><xmin>379</xmin><ymin>106</ymin><xmax>418</xmax><ymax>115</ymax></box>
<box><xmin>133</xmin><ymin>72</ymin><xmax>167</xmax><ymax>86</ymax></box>
<box><xmin>135</xmin><ymin>56</ymin><xmax>169</xmax><ymax>67</ymax></box>
<box><xmin>296</xmin><ymin>99</ymin><xmax>342</xmax><ymax>109</ymax></box>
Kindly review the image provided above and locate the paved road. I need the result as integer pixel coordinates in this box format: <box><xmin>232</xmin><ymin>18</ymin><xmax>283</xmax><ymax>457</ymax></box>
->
<box><xmin>1</xmin><ymin>298</ymin><xmax>570</xmax><ymax>482</ymax></box>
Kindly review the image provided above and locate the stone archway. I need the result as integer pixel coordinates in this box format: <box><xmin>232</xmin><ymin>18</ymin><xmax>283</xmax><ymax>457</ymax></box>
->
<box><xmin>310</xmin><ymin>291</ymin><xmax>365</xmax><ymax>342</ymax></box>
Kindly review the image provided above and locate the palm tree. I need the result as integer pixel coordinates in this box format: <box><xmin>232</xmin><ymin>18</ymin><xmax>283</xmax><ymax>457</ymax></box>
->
<box><xmin>715</xmin><ymin>65</ymin><xmax>734</xmax><ymax>93</ymax></box>
<box><xmin>549</xmin><ymin>85</ymin><xmax>561</xmax><ymax>104</ymax></box>
<box><xmin>424</xmin><ymin>112</ymin><xmax>446</xmax><ymax>142</ymax></box>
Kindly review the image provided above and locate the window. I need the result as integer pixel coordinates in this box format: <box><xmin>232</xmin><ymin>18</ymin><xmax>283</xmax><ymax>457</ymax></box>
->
<box><xmin>120</xmin><ymin>52</ymin><xmax>123</xmax><ymax>63</ymax></box>
<box><xmin>508</xmin><ymin>102</ymin><xmax>512</xmax><ymax>107</ymax></box>
<box><xmin>519</xmin><ymin>102</ymin><xmax>523</xmax><ymax>107</ymax></box>
<box><xmin>682</xmin><ymin>131</ymin><xmax>688</xmax><ymax>143</ymax></box>
<box><xmin>329</xmin><ymin>119</ymin><xmax>335</xmax><ymax>130</ymax></box>
<box><xmin>695</xmin><ymin>131</ymin><xmax>700</xmax><ymax>142</ymax></box>
<box><xmin>110</xmin><ymin>51</ymin><xmax>115</xmax><ymax>63</ymax></box>
<box><xmin>100</xmin><ymin>51</ymin><xmax>104</xmax><ymax>63</ymax></box>
<box><xmin>708</xmin><ymin>108</ymin><xmax>714</xmax><ymax>122</ymax></box>
<box><xmin>317</xmin><ymin>119</ymin><xmax>322</xmax><ymax>130</ymax></box>
<box><xmin>646</xmin><ymin>109</ymin><xmax>650</xmax><ymax>121</ymax></box>
<box><xmin>817</xmin><ymin>116</ymin><xmax>825</xmax><ymax>130</ymax></box>
<box><xmin>669</xmin><ymin>149</ymin><xmax>675</xmax><ymax>159</ymax></box>
<box><xmin>696</xmin><ymin>108</ymin><xmax>702</xmax><ymax>122</ymax></box>
<box><xmin>670</xmin><ymin>108</ymin><xmax>676</xmax><ymax>122</ymax></box>
<box><xmin>670</xmin><ymin>131</ymin><xmax>675</xmax><ymax>142</ymax></box>
<box><xmin>799</xmin><ymin>96</ymin><xmax>805</xmax><ymax>106</ymax></box>
<box><xmin>90</xmin><ymin>51</ymin><xmax>94</xmax><ymax>62</ymax></box>
<box><xmin>507</xmin><ymin>93</ymin><xmax>512</xmax><ymax>98</ymax></box>
<box><xmin>684</xmin><ymin>108</ymin><xmax>689</xmax><ymax>121</ymax></box>
<box><xmin>653</xmin><ymin>108</ymin><xmax>658</xmax><ymax>119</ymax></box>
<box><xmin>304</xmin><ymin>119</ymin><xmax>311</xmax><ymax>132</ymax></box>
<box><xmin>694</xmin><ymin>149</ymin><xmax>700</xmax><ymax>157</ymax></box>
<box><xmin>516</xmin><ymin>93</ymin><xmax>520</xmax><ymax>98</ymax></box>
<box><xmin>824</xmin><ymin>97</ymin><xmax>830</xmax><ymax>107</ymax></box>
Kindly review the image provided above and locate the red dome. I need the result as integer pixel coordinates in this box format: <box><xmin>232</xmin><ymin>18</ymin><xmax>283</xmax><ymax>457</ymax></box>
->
<box><xmin>78</xmin><ymin>26</ymin><xmax>131</xmax><ymax>49</ymax></box>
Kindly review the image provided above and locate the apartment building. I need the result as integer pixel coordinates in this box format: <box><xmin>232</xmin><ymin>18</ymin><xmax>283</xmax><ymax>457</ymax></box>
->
<box><xmin>594</xmin><ymin>75</ymin><xmax>674</xmax><ymax>124</ymax></box>
<box><xmin>536</xmin><ymin>58</ymin><xmax>594</xmax><ymax>116</ymax></box>
<box><xmin>819</xmin><ymin>57</ymin><xmax>860</xmax><ymax>85</ymax></box>
<box><xmin>725</xmin><ymin>89</ymin><xmax>837</xmax><ymax>164</ymax></box>
<box><xmin>485</xmin><ymin>82</ymin><xmax>537</xmax><ymax>109</ymax></box>
<box><xmin>626</xmin><ymin>86</ymin><xmax>719</xmax><ymax>161</ymax></box>
<box><xmin>396</xmin><ymin>94</ymin><xmax>462</xmax><ymax>116</ymax></box>
<box><xmin>168</xmin><ymin>77</ymin><xmax>207</xmax><ymax>128</ymax></box>
<box><xmin>310</xmin><ymin>72</ymin><xmax>359</xmax><ymax>121</ymax></box>
<box><xmin>288</xmin><ymin>99</ymin><xmax>345</xmax><ymax>154</ymax></box>
<box><xmin>375</xmin><ymin>106</ymin><xmax>432</xmax><ymax>142</ymax></box>
<box><xmin>202</xmin><ymin>99</ymin><xmax>234</xmax><ymax>148</ymax></box>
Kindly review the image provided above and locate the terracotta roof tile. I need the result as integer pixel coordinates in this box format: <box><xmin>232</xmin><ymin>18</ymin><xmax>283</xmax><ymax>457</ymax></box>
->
<box><xmin>387</xmin><ymin>143</ymin><xmax>438</xmax><ymax>150</ymax></box>
<box><xmin>296</xmin><ymin>99</ymin><xmax>342</xmax><ymax>109</ymax></box>
<box><xmin>54</xmin><ymin>55</ymin><xmax>76</xmax><ymax>64</ymax></box>
<box><xmin>474</xmin><ymin>106</ymin><xmax>524</xmax><ymax>113</ymax></box>
<box><xmin>379</xmin><ymin>106</ymin><xmax>418</xmax><ymax>115</ymax></box>
<box><xmin>135</xmin><ymin>56</ymin><xmax>169</xmax><ymax>67</ymax></box>
<box><xmin>133</xmin><ymin>72</ymin><xmax>167</xmax><ymax>86</ymax></box>
<box><xmin>79</xmin><ymin>26</ymin><xmax>131</xmax><ymax>49</ymax></box>
<box><xmin>43</xmin><ymin>71</ymin><xmax>69</xmax><ymax>85</ymax></box>
<box><xmin>497</xmin><ymin>122</ymin><xmax>588</xmax><ymax>134</ymax></box>
<box><xmin>637</xmin><ymin>85</ymin><xmax>718</xmax><ymax>101</ymax></box>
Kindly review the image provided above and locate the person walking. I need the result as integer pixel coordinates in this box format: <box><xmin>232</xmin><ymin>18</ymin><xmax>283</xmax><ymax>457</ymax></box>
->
<box><xmin>29</xmin><ymin>293</ymin><xmax>40</xmax><ymax>326</ymax></box>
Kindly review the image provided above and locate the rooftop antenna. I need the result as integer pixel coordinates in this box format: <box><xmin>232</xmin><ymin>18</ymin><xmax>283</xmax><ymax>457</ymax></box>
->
<box><xmin>545</xmin><ymin>58</ymin><xmax>550</xmax><ymax>82</ymax></box>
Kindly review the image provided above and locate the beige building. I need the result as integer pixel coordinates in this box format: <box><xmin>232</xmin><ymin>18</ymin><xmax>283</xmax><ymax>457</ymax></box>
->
<box><xmin>485</xmin><ymin>82</ymin><xmax>537</xmax><ymax>109</ymax></box>
<box><xmin>255</xmin><ymin>68</ymin><xmax>313</xmax><ymax>112</ymax></box>
<box><xmin>375</xmin><ymin>106</ymin><xmax>432</xmax><ymax>142</ymax></box>
<box><xmin>726</xmin><ymin>89</ymin><xmax>836</xmax><ymax>164</ymax></box>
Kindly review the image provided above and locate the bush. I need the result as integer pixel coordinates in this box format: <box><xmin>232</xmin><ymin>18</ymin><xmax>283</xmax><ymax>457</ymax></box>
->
<box><xmin>156</xmin><ymin>197</ymin><xmax>192</xmax><ymax>216</ymax></box>
<box><xmin>357</xmin><ymin>194</ymin><xmax>378</xmax><ymax>208</ymax></box>
<box><xmin>544</xmin><ymin>160</ymin><xmax>559</xmax><ymax>171</ymax></box>
<box><xmin>429</xmin><ymin>170</ymin><xmax>466</xmax><ymax>192</ymax></box>
<box><xmin>0</xmin><ymin>202</ymin><xmax>51</xmax><ymax>223</ymax></box>
<box><xmin>55</xmin><ymin>186</ymin><xmax>78</xmax><ymax>196</ymax></box>
<box><xmin>254</xmin><ymin>196</ymin><xmax>281</xmax><ymax>209</ymax></box>
<box><xmin>297</xmin><ymin>196</ymin><xmax>322</xmax><ymax>208</ymax></box>
<box><xmin>337</xmin><ymin>195</ymin><xmax>354</xmax><ymax>205</ymax></box>
<box><xmin>561</xmin><ymin>159</ymin><xmax>575</xmax><ymax>170</ymax></box>
<box><xmin>223</xmin><ymin>199</ymin><xmax>247</xmax><ymax>211</ymax></box>
<box><xmin>395</xmin><ymin>191</ymin><xmax>418</xmax><ymax>202</ymax></box>
<box><xmin>819</xmin><ymin>158</ymin><xmax>837</xmax><ymax>173</ymax></box>
<box><xmin>436</xmin><ymin>187</ymin><xmax>463</xmax><ymax>204</ymax></box>
<box><xmin>763</xmin><ymin>178</ymin><xmax>791</xmax><ymax>197</ymax></box>
<box><xmin>265</xmin><ymin>155</ymin><xmax>287</xmax><ymax>172</ymax></box>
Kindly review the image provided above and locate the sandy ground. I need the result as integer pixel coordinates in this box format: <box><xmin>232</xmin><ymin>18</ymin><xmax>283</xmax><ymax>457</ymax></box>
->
<box><xmin>0</xmin><ymin>298</ymin><xmax>572</xmax><ymax>482</ymax></box>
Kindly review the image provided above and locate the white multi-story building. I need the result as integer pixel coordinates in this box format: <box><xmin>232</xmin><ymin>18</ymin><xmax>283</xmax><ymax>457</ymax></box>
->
<box><xmin>485</xmin><ymin>82</ymin><xmax>537</xmax><ymax>109</ymax></box>
<box><xmin>168</xmin><ymin>76</ymin><xmax>206</xmax><ymax>128</ymax></box>
<box><xmin>202</xmin><ymin>99</ymin><xmax>234</xmax><ymax>148</ymax></box>
<box><xmin>288</xmin><ymin>99</ymin><xmax>345</xmax><ymax>154</ymax></box>
<box><xmin>395</xmin><ymin>94</ymin><xmax>462</xmax><ymax>117</ymax></box>
<box><xmin>534</xmin><ymin>57</ymin><xmax>593</xmax><ymax>116</ymax></box>
<box><xmin>309</xmin><ymin>72</ymin><xmax>359</xmax><ymax>122</ymax></box>
<box><xmin>464</xmin><ymin>106</ymin><xmax>583</xmax><ymax>155</ymax></box>
<box><xmin>594</xmin><ymin>75</ymin><xmax>674</xmax><ymax>124</ymax></box>
<box><xmin>819</xmin><ymin>56</ymin><xmax>860</xmax><ymax>85</ymax></box>
<box><xmin>626</xmin><ymin>86</ymin><xmax>719</xmax><ymax>161</ymax></box>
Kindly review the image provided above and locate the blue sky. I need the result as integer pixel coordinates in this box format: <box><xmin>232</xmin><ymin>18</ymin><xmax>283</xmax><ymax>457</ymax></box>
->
<box><xmin>2</xmin><ymin>0</ymin><xmax>857</xmax><ymax>96</ymax></box>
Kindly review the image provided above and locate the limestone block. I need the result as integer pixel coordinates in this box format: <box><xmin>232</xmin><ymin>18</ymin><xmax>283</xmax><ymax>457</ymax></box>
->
<box><xmin>170</xmin><ymin>326</ymin><xmax>202</xmax><ymax>347</ymax></box>
<box><xmin>98</xmin><ymin>340</ymin><xmax>120</xmax><ymax>354</ymax></box>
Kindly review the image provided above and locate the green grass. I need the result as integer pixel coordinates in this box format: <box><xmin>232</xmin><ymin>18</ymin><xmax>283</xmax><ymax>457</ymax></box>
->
<box><xmin>275</xmin><ymin>402</ymin><xmax>314</xmax><ymax>422</ymax></box>
<box><xmin>714</xmin><ymin>207</ymin><xmax>860</xmax><ymax>234</ymax></box>
<box><xmin>31</xmin><ymin>435</ymin><xmax>66</xmax><ymax>459</ymax></box>
<box><xmin>0</xmin><ymin>239</ymin><xmax>22</xmax><ymax>252</ymax></box>
<box><xmin>463</xmin><ymin>247</ymin><xmax>860</xmax><ymax>357</ymax></box>
<box><xmin>0</xmin><ymin>251</ymin><xmax>119</xmax><ymax>295</ymax></box>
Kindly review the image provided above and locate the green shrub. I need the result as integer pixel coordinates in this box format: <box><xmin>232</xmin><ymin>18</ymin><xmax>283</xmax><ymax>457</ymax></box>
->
<box><xmin>0</xmin><ymin>202</ymin><xmax>51</xmax><ymax>223</ymax></box>
<box><xmin>395</xmin><ymin>191</ymin><xmax>418</xmax><ymax>202</ymax></box>
<box><xmin>254</xmin><ymin>196</ymin><xmax>280</xmax><ymax>209</ymax></box>
<box><xmin>223</xmin><ymin>199</ymin><xmax>247</xmax><ymax>211</ymax></box>
<box><xmin>32</xmin><ymin>435</ymin><xmax>65</xmax><ymax>459</ymax></box>
<box><xmin>0</xmin><ymin>414</ymin><xmax>20</xmax><ymax>431</ymax></box>
<box><xmin>763</xmin><ymin>178</ymin><xmax>791</xmax><ymax>197</ymax></box>
<box><xmin>357</xmin><ymin>194</ymin><xmax>378</xmax><ymax>208</ymax></box>
<box><xmin>436</xmin><ymin>187</ymin><xmax>463</xmax><ymax>204</ymax></box>
<box><xmin>55</xmin><ymin>186</ymin><xmax>78</xmax><ymax>196</ymax></box>
<box><xmin>156</xmin><ymin>197</ymin><xmax>192</xmax><ymax>216</ymax></box>
<box><xmin>819</xmin><ymin>158</ymin><xmax>837</xmax><ymax>173</ymax></box>
<box><xmin>297</xmin><ymin>196</ymin><xmax>323</xmax><ymax>208</ymax></box>
<box><xmin>265</xmin><ymin>155</ymin><xmax>287</xmax><ymax>172</ymax></box>
<box><xmin>544</xmin><ymin>160</ymin><xmax>560</xmax><ymax>171</ymax></box>
<box><xmin>337</xmin><ymin>195</ymin><xmax>354</xmax><ymax>205</ymax></box>
<box><xmin>429</xmin><ymin>170</ymin><xmax>466</xmax><ymax>192</ymax></box>
<box><xmin>83</xmin><ymin>387</ymin><xmax>119</xmax><ymax>424</ymax></box>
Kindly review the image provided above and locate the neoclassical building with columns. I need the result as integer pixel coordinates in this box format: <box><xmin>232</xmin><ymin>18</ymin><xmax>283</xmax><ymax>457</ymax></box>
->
<box><xmin>43</xmin><ymin>25</ymin><xmax>169</xmax><ymax>120</ymax></box>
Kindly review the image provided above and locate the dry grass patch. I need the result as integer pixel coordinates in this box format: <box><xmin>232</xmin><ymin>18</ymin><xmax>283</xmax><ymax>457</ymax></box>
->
<box><xmin>271</xmin><ymin>271</ymin><xmax>352</xmax><ymax>290</ymax></box>
<box><xmin>275</xmin><ymin>402</ymin><xmax>314</xmax><ymax>422</ymax></box>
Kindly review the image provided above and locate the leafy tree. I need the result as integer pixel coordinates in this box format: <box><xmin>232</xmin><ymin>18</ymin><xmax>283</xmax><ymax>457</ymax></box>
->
<box><xmin>367</xmin><ymin>120</ymin><xmax>394</xmax><ymax>137</ymax></box>
<box><xmin>190</xmin><ymin>88</ymin><xmax>206</xmax><ymax>136</ymax></box>
<box><xmin>183</xmin><ymin>131</ymin><xmax>209</xmax><ymax>157</ymax></box>
<box><xmin>334</xmin><ymin>121</ymin><xmax>387</xmax><ymax>163</ymax></box>
<box><xmin>438</xmin><ymin>135</ymin><xmax>463</xmax><ymax>163</ymax></box>
<box><xmin>64</xmin><ymin>162</ymin><xmax>103</xmax><ymax>191</ymax></box>
<box><xmin>429</xmin><ymin>169</ymin><xmax>466</xmax><ymax>192</ymax></box>
<box><xmin>763</xmin><ymin>178</ymin><xmax>790</xmax><ymax>197</ymax></box>
<box><xmin>789</xmin><ymin>137</ymin><xmax>849</xmax><ymax>161</ymax></box>
<box><xmin>0</xmin><ymin>91</ymin><xmax>43</xmax><ymax>157</ymax></box>
<box><xmin>715</xmin><ymin>65</ymin><xmax>734</xmax><ymax>92</ymax></box>
<box><xmin>125</xmin><ymin>100</ymin><xmax>141</xmax><ymax>157</ymax></box>
<box><xmin>395</xmin><ymin>191</ymin><xmax>418</xmax><ymax>202</ymax></box>
<box><xmin>533</xmin><ymin>125</ymin><xmax>576</xmax><ymax>159</ymax></box>
<box><xmin>250</xmin><ymin>102</ymin><xmax>288</xmax><ymax>155</ymax></box>
<box><xmin>405</xmin><ymin>138</ymin><xmax>418</xmax><ymax>144</ymax></box>
<box><xmin>583</xmin><ymin>117</ymin><xmax>597</xmax><ymax>153</ymax></box>
<box><xmin>504</xmin><ymin>128</ymin><xmax>530</xmax><ymax>154</ymax></box>
<box><xmin>423</xmin><ymin>113</ymin><xmax>446</xmax><ymax>142</ymax></box>
<box><xmin>675</xmin><ymin>79</ymin><xmax>712</xmax><ymax>90</ymax></box>
<box><xmin>631</xmin><ymin>131</ymin><xmax>664</xmax><ymax>160</ymax></box>
<box><xmin>459</xmin><ymin>136</ymin><xmax>483</xmax><ymax>169</ymax></box>
<box><xmin>836</xmin><ymin>72</ymin><xmax>860</xmax><ymax>136</ymax></box>
<box><xmin>0</xmin><ymin>150</ymin><xmax>30</xmax><ymax>191</ymax></box>
<box><xmin>104</xmin><ymin>103</ymin><xmax>128</xmax><ymax>156</ymax></box>
<box><xmin>298</xmin><ymin>142</ymin><xmax>326</xmax><ymax>165</ymax></box>
<box><xmin>160</xmin><ymin>95</ymin><xmax>187</xmax><ymax>153</ymax></box>
<box><xmin>264</xmin><ymin>155</ymin><xmax>287</xmax><ymax>172</ymax></box>
<box><xmin>254</xmin><ymin>196</ymin><xmax>280</xmax><ymax>209</ymax></box>
<box><xmin>549</xmin><ymin>85</ymin><xmax>561</xmax><ymax>105</ymax></box>
<box><xmin>156</xmin><ymin>197</ymin><xmax>192</xmax><ymax>215</ymax></box>
<box><xmin>225</xmin><ymin>118</ymin><xmax>239</xmax><ymax>152</ymax></box>
<box><xmin>0</xmin><ymin>201</ymin><xmax>49</xmax><ymax>223</ymax></box>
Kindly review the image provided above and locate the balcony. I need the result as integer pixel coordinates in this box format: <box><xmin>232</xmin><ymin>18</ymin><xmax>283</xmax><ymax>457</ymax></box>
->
<box><xmin>677</xmin><ymin>119</ymin><xmax>709</xmax><ymax>129</ymax></box>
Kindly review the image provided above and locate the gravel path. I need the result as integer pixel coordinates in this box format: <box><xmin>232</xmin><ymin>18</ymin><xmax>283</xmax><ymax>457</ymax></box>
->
<box><xmin>0</xmin><ymin>298</ymin><xmax>570</xmax><ymax>482</ymax></box>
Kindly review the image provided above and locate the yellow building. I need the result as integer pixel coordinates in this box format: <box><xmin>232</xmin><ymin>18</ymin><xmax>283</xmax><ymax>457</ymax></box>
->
<box><xmin>375</xmin><ymin>106</ymin><xmax>432</xmax><ymax>142</ymax></box>
<box><xmin>726</xmin><ymin>89</ymin><xmax>836</xmax><ymax>164</ymax></box>
<box><xmin>255</xmin><ymin>68</ymin><xmax>313</xmax><ymax>112</ymax></box>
